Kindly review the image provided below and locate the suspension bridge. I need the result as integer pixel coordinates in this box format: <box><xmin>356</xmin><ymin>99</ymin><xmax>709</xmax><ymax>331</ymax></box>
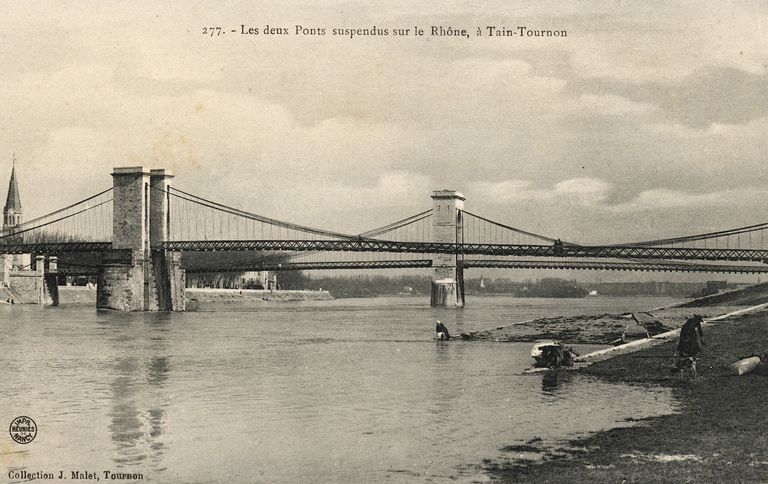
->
<box><xmin>3</xmin><ymin>166</ymin><xmax>768</xmax><ymax>311</ymax></box>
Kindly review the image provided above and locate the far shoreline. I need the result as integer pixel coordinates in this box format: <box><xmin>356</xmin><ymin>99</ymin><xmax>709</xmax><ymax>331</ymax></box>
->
<box><xmin>186</xmin><ymin>288</ymin><xmax>334</xmax><ymax>305</ymax></box>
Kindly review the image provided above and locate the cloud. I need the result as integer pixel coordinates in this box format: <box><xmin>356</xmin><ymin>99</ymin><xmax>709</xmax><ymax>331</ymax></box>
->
<box><xmin>553</xmin><ymin>177</ymin><xmax>613</xmax><ymax>204</ymax></box>
<box><xmin>469</xmin><ymin>177</ymin><xmax>612</xmax><ymax>206</ymax></box>
<box><xmin>2</xmin><ymin>3</ymin><xmax>768</xmax><ymax>244</ymax></box>
<box><xmin>612</xmin><ymin>187</ymin><xmax>768</xmax><ymax>212</ymax></box>
<box><xmin>470</xmin><ymin>177</ymin><xmax>768</xmax><ymax>213</ymax></box>
<box><xmin>577</xmin><ymin>94</ymin><xmax>657</xmax><ymax>116</ymax></box>
<box><xmin>570</xmin><ymin>67</ymin><xmax>768</xmax><ymax>128</ymax></box>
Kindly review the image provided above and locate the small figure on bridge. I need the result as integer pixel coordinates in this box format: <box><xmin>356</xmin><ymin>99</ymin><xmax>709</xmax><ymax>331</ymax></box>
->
<box><xmin>435</xmin><ymin>320</ymin><xmax>451</xmax><ymax>340</ymax></box>
<box><xmin>553</xmin><ymin>238</ymin><xmax>564</xmax><ymax>256</ymax></box>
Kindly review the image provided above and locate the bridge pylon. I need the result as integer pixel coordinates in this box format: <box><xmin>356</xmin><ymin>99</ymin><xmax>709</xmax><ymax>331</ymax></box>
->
<box><xmin>97</xmin><ymin>167</ymin><xmax>185</xmax><ymax>311</ymax></box>
<box><xmin>430</xmin><ymin>190</ymin><xmax>465</xmax><ymax>307</ymax></box>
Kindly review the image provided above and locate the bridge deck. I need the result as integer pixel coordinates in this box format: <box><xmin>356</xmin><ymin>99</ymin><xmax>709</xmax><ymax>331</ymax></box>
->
<box><xmin>51</xmin><ymin>258</ymin><xmax>768</xmax><ymax>275</ymax></box>
<box><xmin>160</xmin><ymin>240</ymin><xmax>768</xmax><ymax>263</ymax></box>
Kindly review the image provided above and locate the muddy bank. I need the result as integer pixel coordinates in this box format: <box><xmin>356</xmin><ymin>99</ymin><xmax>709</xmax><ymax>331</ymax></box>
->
<box><xmin>186</xmin><ymin>288</ymin><xmax>333</xmax><ymax>304</ymax></box>
<box><xmin>459</xmin><ymin>306</ymin><xmax>742</xmax><ymax>345</ymax></box>
<box><xmin>675</xmin><ymin>280</ymin><xmax>768</xmax><ymax>308</ymax></box>
<box><xmin>461</xmin><ymin>282</ymin><xmax>768</xmax><ymax>345</ymax></box>
<box><xmin>58</xmin><ymin>286</ymin><xmax>97</xmax><ymax>304</ymax></box>
<box><xmin>485</xmin><ymin>310</ymin><xmax>768</xmax><ymax>483</ymax></box>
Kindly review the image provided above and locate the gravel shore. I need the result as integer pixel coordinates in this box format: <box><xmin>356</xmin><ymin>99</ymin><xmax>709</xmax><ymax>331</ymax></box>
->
<box><xmin>459</xmin><ymin>305</ymin><xmax>745</xmax><ymax>345</ymax></box>
<box><xmin>480</xmin><ymin>285</ymin><xmax>768</xmax><ymax>482</ymax></box>
<box><xmin>486</xmin><ymin>309</ymin><xmax>768</xmax><ymax>482</ymax></box>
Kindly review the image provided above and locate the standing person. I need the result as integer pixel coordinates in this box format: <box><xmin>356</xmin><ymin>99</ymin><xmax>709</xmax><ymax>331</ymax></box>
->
<box><xmin>435</xmin><ymin>321</ymin><xmax>451</xmax><ymax>340</ymax></box>
<box><xmin>562</xmin><ymin>346</ymin><xmax>580</xmax><ymax>367</ymax></box>
<box><xmin>677</xmin><ymin>314</ymin><xmax>705</xmax><ymax>357</ymax></box>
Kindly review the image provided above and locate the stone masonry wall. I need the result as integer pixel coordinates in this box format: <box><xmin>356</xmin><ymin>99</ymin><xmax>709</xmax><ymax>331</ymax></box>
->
<box><xmin>6</xmin><ymin>271</ymin><xmax>56</xmax><ymax>305</ymax></box>
<box><xmin>431</xmin><ymin>193</ymin><xmax>464</xmax><ymax>280</ymax></box>
<box><xmin>97</xmin><ymin>264</ymin><xmax>145</xmax><ymax>311</ymax></box>
<box><xmin>7</xmin><ymin>271</ymin><xmax>38</xmax><ymax>304</ymax></box>
<box><xmin>146</xmin><ymin>251</ymin><xmax>185</xmax><ymax>311</ymax></box>
<box><xmin>112</xmin><ymin>170</ymin><xmax>148</xmax><ymax>251</ymax></box>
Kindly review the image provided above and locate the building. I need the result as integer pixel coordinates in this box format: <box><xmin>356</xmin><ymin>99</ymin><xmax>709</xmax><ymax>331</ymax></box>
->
<box><xmin>2</xmin><ymin>157</ymin><xmax>30</xmax><ymax>270</ymax></box>
<box><xmin>241</xmin><ymin>271</ymin><xmax>277</xmax><ymax>289</ymax></box>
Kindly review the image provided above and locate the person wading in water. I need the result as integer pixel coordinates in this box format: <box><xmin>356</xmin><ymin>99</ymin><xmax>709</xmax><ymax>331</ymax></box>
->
<box><xmin>435</xmin><ymin>321</ymin><xmax>451</xmax><ymax>340</ymax></box>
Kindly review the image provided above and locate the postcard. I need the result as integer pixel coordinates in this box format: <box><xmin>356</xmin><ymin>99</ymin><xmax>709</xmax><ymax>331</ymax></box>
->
<box><xmin>2</xmin><ymin>2</ymin><xmax>767</xmax><ymax>483</ymax></box>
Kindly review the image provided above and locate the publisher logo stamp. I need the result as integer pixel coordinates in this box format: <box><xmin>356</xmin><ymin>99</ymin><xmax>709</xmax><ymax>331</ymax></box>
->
<box><xmin>9</xmin><ymin>416</ymin><xmax>37</xmax><ymax>444</ymax></box>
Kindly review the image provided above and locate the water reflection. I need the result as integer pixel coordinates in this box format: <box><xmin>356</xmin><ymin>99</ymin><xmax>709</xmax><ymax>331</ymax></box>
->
<box><xmin>108</xmin><ymin>317</ymin><xmax>170</xmax><ymax>471</ymax></box>
<box><xmin>109</xmin><ymin>356</ymin><xmax>145</xmax><ymax>465</ymax></box>
<box><xmin>0</xmin><ymin>298</ymin><xmax>680</xmax><ymax>483</ymax></box>
<box><xmin>540</xmin><ymin>371</ymin><xmax>574</xmax><ymax>394</ymax></box>
<box><xmin>430</xmin><ymin>343</ymin><xmax>467</xmax><ymax>418</ymax></box>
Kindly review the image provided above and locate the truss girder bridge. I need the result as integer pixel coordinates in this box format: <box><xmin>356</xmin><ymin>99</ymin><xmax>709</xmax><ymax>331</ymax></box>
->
<box><xmin>55</xmin><ymin>258</ymin><xmax>768</xmax><ymax>276</ymax></box>
<box><xmin>462</xmin><ymin>259</ymin><xmax>768</xmax><ymax>274</ymax></box>
<box><xmin>161</xmin><ymin>239</ymin><xmax>768</xmax><ymax>263</ymax></box>
<box><xmin>0</xmin><ymin>242</ymin><xmax>112</xmax><ymax>254</ymax></box>
<box><xmin>10</xmin><ymin>168</ymin><xmax>768</xmax><ymax>311</ymax></box>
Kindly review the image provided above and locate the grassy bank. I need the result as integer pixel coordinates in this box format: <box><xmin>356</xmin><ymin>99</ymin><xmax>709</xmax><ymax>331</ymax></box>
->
<box><xmin>487</xmin><ymin>310</ymin><xmax>768</xmax><ymax>482</ymax></box>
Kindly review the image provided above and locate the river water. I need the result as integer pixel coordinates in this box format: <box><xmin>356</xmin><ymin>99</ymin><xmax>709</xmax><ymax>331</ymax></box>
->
<box><xmin>1</xmin><ymin>296</ymin><xmax>680</xmax><ymax>483</ymax></box>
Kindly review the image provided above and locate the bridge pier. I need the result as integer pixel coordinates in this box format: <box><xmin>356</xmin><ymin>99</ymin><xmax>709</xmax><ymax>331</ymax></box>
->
<box><xmin>430</xmin><ymin>190</ymin><xmax>465</xmax><ymax>307</ymax></box>
<box><xmin>97</xmin><ymin>167</ymin><xmax>184</xmax><ymax>312</ymax></box>
<box><xmin>43</xmin><ymin>256</ymin><xmax>59</xmax><ymax>306</ymax></box>
<box><xmin>147</xmin><ymin>169</ymin><xmax>185</xmax><ymax>311</ymax></box>
<box><xmin>1</xmin><ymin>254</ymin><xmax>8</xmax><ymax>287</ymax></box>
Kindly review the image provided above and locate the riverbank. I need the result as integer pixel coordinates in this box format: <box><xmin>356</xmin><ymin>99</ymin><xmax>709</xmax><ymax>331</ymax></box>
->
<box><xmin>459</xmin><ymin>304</ymin><xmax>741</xmax><ymax>345</ymax></box>
<box><xmin>486</xmin><ymin>309</ymin><xmax>768</xmax><ymax>482</ymax></box>
<box><xmin>59</xmin><ymin>286</ymin><xmax>97</xmax><ymax>304</ymax></box>
<box><xmin>462</xmin><ymin>283</ymin><xmax>768</xmax><ymax>345</ymax></box>
<box><xmin>186</xmin><ymin>288</ymin><xmax>333</xmax><ymax>303</ymax></box>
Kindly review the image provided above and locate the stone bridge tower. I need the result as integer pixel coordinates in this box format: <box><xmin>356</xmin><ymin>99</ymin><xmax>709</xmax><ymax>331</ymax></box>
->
<box><xmin>96</xmin><ymin>167</ymin><xmax>185</xmax><ymax>311</ymax></box>
<box><xmin>431</xmin><ymin>190</ymin><xmax>465</xmax><ymax>307</ymax></box>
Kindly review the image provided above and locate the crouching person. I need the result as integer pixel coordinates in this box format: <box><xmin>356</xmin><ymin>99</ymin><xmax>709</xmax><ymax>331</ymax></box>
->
<box><xmin>435</xmin><ymin>320</ymin><xmax>451</xmax><ymax>341</ymax></box>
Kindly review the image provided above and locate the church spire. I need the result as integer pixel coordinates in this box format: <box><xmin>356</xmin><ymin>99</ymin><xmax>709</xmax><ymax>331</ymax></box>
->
<box><xmin>4</xmin><ymin>154</ymin><xmax>22</xmax><ymax>228</ymax></box>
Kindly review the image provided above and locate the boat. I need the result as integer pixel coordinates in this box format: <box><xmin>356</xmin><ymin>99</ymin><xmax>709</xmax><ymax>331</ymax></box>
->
<box><xmin>611</xmin><ymin>312</ymin><xmax>655</xmax><ymax>345</ymax></box>
<box><xmin>530</xmin><ymin>340</ymin><xmax>579</xmax><ymax>368</ymax></box>
<box><xmin>530</xmin><ymin>340</ymin><xmax>562</xmax><ymax>366</ymax></box>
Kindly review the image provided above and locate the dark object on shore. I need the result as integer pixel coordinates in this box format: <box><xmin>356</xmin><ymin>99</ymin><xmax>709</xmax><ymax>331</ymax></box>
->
<box><xmin>435</xmin><ymin>320</ymin><xmax>451</xmax><ymax>340</ymax></box>
<box><xmin>611</xmin><ymin>312</ymin><xmax>670</xmax><ymax>346</ymax></box>
<box><xmin>670</xmin><ymin>315</ymin><xmax>705</xmax><ymax>381</ymax></box>
<box><xmin>672</xmin><ymin>355</ymin><xmax>697</xmax><ymax>380</ymax></box>
<box><xmin>678</xmin><ymin>314</ymin><xmax>705</xmax><ymax>357</ymax></box>
<box><xmin>531</xmin><ymin>340</ymin><xmax>579</xmax><ymax>368</ymax></box>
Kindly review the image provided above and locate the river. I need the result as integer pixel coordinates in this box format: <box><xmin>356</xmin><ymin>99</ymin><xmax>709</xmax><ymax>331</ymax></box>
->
<box><xmin>1</xmin><ymin>296</ymin><xmax>680</xmax><ymax>483</ymax></box>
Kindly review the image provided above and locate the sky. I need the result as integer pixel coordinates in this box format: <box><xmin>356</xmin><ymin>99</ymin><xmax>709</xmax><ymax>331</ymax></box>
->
<box><xmin>1</xmin><ymin>0</ymin><xmax>767</xmax><ymax>250</ymax></box>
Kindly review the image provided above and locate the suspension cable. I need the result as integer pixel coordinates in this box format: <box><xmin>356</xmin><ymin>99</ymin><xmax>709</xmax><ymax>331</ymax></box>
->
<box><xmin>162</xmin><ymin>186</ymin><xmax>357</xmax><ymax>239</ymax></box>
<box><xmin>12</xmin><ymin>188</ymin><xmax>113</xmax><ymax>229</ymax></box>
<box><xmin>459</xmin><ymin>209</ymin><xmax>560</xmax><ymax>243</ymax></box>
<box><xmin>359</xmin><ymin>210</ymin><xmax>433</xmax><ymax>238</ymax></box>
<box><xmin>0</xmin><ymin>198</ymin><xmax>113</xmax><ymax>241</ymax></box>
<box><xmin>613</xmin><ymin>221</ymin><xmax>768</xmax><ymax>247</ymax></box>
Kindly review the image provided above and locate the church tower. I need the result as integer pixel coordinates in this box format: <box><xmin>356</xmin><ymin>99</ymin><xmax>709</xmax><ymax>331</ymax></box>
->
<box><xmin>3</xmin><ymin>155</ymin><xmax>22</xmax><ymax>230</ymax></box>
<box><xmin>2</xmin><ymin>155</ymin><xmax>29</xmax><ymax>271</ymax></box>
